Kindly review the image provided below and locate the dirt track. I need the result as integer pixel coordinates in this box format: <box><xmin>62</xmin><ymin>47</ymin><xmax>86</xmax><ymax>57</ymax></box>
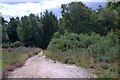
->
<box><xmin>8</xmin><ymin>51</ymin><xmax>97</xmax><ymax>78</ymax></box>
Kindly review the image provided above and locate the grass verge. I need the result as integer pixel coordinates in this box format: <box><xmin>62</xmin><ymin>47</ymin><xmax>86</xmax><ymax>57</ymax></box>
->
<box><xmin>0</xmin><ymin>47</ymin><xmax>42</xmax><ymax>78</ymax></box>
<box><xmin>45</xmin><ymin>50</ymin><xmax>118</xmax><ymax>78</ymax></box>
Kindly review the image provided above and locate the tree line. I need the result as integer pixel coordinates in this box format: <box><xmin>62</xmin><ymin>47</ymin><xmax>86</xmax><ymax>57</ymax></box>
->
<box><xmin>1</xmin><ymin>1</ymin><xmax>120</xmax><ymax>49</ymax></box>
<box><xmin>2</xmin><ymin>10</ymin><xmax>58</xmax><ymax>49</ymax></box>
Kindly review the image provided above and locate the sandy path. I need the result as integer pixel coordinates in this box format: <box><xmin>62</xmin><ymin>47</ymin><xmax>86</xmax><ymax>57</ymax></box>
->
<box><xmin>8</xmin><ymin>51</ymin><xmax>97</xmax><ymax>78</ymax></box>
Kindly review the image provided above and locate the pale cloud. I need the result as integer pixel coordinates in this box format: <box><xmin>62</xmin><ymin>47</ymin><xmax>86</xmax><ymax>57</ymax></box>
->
<box><xmin>0</xmin><ymin>3</ymin><xmax>42</xmax><ymax>17</ymax></box>
<box><xmin>0</xmin><ymin>0</ymin><xmax>81</xmax><ymax>18</ymax></box>
<box><xmin>0</xmin><ymin>0</ymin><xmax>107</xmax><ymax>2</ymax></box>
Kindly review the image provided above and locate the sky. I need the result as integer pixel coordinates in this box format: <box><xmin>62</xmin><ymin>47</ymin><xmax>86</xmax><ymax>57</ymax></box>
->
<box><xmin>0</xmin><ymin>0</ymin><xmax>107</xmax><ymax>21</ymax></box>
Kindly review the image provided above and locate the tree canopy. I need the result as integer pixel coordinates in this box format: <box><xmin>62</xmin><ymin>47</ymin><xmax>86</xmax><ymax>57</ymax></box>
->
<box><xmin>2</xmin><ymin>1</ymin><xmax>119</xmax><ymax>48</ymax></box>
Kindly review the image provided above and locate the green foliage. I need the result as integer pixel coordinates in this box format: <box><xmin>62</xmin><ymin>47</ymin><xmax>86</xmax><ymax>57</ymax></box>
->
<box><xmin>17</xmin><ymin>11</ymin><xmax>57</xmax><ymax>49</ymax></box>
<box><xmin>2</xmin><ymin>43</ymin><xmax>10</xmax><ymax>48</ymax></box>
<box><xmin>96</xmin><ymin>6</ymin><xmax>117</xmax><ymax>35</ymax></box>
<box><xmin>2</xmin><ymin>17</ymin><xmax>9</xmax><ymax>43</ymax></box>
<box><xmin>12</xmin><ymin>41</ymin><xmax>22</xmax><ymax>47</ymax></box>
<box><xmin>46</xmin><ymin>31</ymin><xmax>118</xmax><ymax>78</ymax></box>
<box><xmin>2</xmin><ymin>42</ymin><xmax>22</xmax><ymax>48</ymax></box>
<box><xmin>53</xmin><ymin>32</ymin><xmax>61</xmax><ymax>39</ymax></box>
<box><xmin>2</xmin><ymin>1</ymin><xmax>119</xmax><ymax>49</ymax></box>
<box><xmin>61</xmin><ymin>2</ymin><xmax>92</xmax><ymax>34</ymax></box>
<box><xmin>2</xmin><ymin>24</ymin><xmax>9</xmax><ymax>43</ymax></box>
<box><xmin>88</xmin><ymin>42</ymin><xmax>113</xmax><ymax>62</ymax></box>
<box><xmin>7</xmin><ymin>17</ymin><xmax>19</xmax><ymax>43</ymax></box>
<box><xmin>60</xmin><ymin>2</ymin><xmax>118</xmax><ymax>35</ymax></box>
<box><xmin>48</xmin><ymin>33</ymin><xmax>81</xmax><ymax>51</ymax></box>
<box><xmin>17</xmin><ymin>14</ymin><xmax>42</xmax><ymax>47</ymax></box>
<box><xmin>49</xmin><ymin>32</ymin><xmax>101</xmax><ymax>51</ymax></box>
<box><xmin>49</xmin><ymin>31</ymin><xmax>118</xmax><ymax>62</ymax></box>
<box><xmin>41</xmin><ymin>10</ymin><xmax>58</xmax><ymax>49</ymax></box>
<box><xmin>106</xmin><ymin>1</ymin><xmax>120</xmax><ymax>37</ymax></box>
<box><xmin>106</xmin><ymin>1</ymin><xmax>120</xmax><ymax>10</ymax></box>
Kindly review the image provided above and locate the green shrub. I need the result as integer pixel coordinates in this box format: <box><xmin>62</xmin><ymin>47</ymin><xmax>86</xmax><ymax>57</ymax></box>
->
<box><xmin>9</xmin><ymin>43</ymin><xmax>14</xmax><ymax>48</ymax></box>
<box><xmin>89</xmin><ymin>32</ymin><xmax>102</xmax><ymax>44</ymax></box>
<box><xmin>46</xmin><ymin>31</ymin><xmax>118</xmax><ymax>78</ymax></box>
<box><xmin>53</xmin><ymin>32</ymin><xmax>61</xmax><ymax>39</ymax></box>
<box><xmin>2</xmin><ymin>43</ymin><xmax>10</xmax><ymax>48</ymax></box>
<box><xmin>106</xmin><ymin>31</ymin><xmax>118</xmax><ymax>46</ymax></box>
<box><xmin>12</xmin><ymin>41</ymin><xmax>22</xmax><ymax>48</ymax></box>
<box><xmin>48</xmin><ymin>33</ymin><xmax>82</xmax><ymax>51</ymax></box>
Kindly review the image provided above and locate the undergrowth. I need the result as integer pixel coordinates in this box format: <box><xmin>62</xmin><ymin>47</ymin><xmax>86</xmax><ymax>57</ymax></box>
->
<box><xmin>45</xmin><ymin>31</ymin><xmax>119</xmax><ymax>78</ymax></box>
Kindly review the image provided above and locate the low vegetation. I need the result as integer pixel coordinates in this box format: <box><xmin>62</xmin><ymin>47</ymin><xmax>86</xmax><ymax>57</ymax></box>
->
<box><xmin>1</xmin><ymin>47</ymin><xmax>42</xmax><ymax>78</ymax></box>
<box><xmin>2</xmin><ymin>41</ymin><xmax>22</xmax><ymax>48</ymax></box>
<box><xmin>45</xmin><ymin>31</ymin><xmax>119</xmax><ymax>78</ymax></box>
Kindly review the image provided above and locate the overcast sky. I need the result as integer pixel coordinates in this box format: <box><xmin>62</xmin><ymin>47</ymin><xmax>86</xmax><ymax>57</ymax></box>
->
<box><xmin>0</xmin><ymin>0</ymin><xmax>107</xmax><ymax>20</ymax></box>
